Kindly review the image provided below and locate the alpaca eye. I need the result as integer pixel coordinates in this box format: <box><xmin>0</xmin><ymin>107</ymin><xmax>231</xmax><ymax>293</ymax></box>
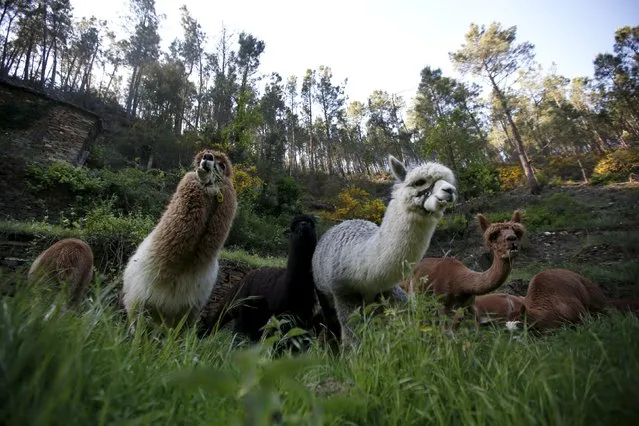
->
<box><xmin>218</xmin><ymin>162</ymin><xmax>226</xmax><ymax>170</ymax></box>
<box><xmin>514</xmin><ymin>229</ymin><xmax>523</xmax><ymax>238</ymax></box>
<box><xmin>489</xmin><ymin>232</ymin><xmax>499</xmax><ymax>242</ymax></box>
<box><xmin>413</xmin><ymin>179</ymin><xmax>427</xmax><ymax>187</ymax></box>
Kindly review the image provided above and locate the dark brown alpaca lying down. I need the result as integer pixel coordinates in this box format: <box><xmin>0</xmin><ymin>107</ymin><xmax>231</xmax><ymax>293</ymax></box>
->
<box><xmin>198</xmin><ymin>214</ymin><xmax>318</xmax><ymax>342</ymax></box>
<box><xmin>475</xmin><ymin>269</ymin><xmax>639</xmax><ymax>331</ymax></box>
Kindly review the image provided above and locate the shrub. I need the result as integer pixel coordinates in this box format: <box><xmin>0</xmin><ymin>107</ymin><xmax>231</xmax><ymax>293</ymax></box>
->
<box><xmin>457</xmin><ymin>164</ymin><xmax>500</xmax><ymax>199</ymax></box>
<box><xmin>275</xmin><ymin>176</ymin><xmax>301</xmax><ymax>213</ymax></box>
<box><xmin>226</xmin><ymin>201</ymin><xmax>289</xmax><ymax>257</ymax></box>
<box><xmin>590</xmin><ymin>148</ymin><xmax>639</xmax><ymax>185</ymax></box>
<box><xmin>496</xmin><ymin>165</ymin><xmax>525</xmax><ymax>191</ymax></box>
<box><xmin>233</xmin><ymin>163</ymin><xmax>264</xmax><ymax>203</ymax></box>
<box><xmin>26</xmin><ymin>161</ymin><xmax>104</xmax><ymax>194</ymax></box>
<box><xmin>321</xmin><ymin>185</ymin><xmax>386</xmax><ymax>225</ymax></box>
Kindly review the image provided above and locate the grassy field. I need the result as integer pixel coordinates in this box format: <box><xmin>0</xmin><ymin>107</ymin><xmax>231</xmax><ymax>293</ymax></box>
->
<box><xmin>2</xmin><ymin>184</ymin><xmax>639</xmax><ymax>426</ymax></box>
<box><xmin>1</xmin><ymin>277</ymin><xmax>638</xmax><ymax>426</ymax></box>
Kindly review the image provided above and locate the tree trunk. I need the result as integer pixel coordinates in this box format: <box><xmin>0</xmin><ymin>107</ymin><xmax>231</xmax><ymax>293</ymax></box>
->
<box><xmin>490</xmin><ymin>77</ymin><xmax>541</xmax><ymax>195</ymax></box>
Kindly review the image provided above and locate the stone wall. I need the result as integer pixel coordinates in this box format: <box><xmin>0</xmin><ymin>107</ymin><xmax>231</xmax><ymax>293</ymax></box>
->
<box><xmin>0</xmin><ymin>80</ymin><xmax>101</xmax><ymax>166</ymax></box>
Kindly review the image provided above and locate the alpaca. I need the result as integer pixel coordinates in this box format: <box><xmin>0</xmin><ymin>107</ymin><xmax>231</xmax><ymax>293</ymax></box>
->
<box><xmin>198</xmin><ymin>214</ymin><xmax>318</xmax><ymax>342</ymax></box>
<box><xmin>312</xmin><ymin>154</ymin><xmax>457</xmax><ymax>347</ymax></box>
<box><xmin>521</xmin><ymin>268</ymin><xmax>639</xmax><ymax>331</ymax></box>
<box><xmin>28</xmin><ymin>238</ymin><xmax>94</xmax><ymax>307</ymax></box>
<box><xmin>473</xmin><ymin>293</ymin><xmax>525</xmax><ymax>325</ymax></box>
<box><xmin>401</xmin><ymin>210</ymin><xmax>525</xmax><ymax>326</ymax></box>
<box><xmin>122</xmin><ymin>150</ymin><xmax>237</xmax><ymax>327</ymax></box>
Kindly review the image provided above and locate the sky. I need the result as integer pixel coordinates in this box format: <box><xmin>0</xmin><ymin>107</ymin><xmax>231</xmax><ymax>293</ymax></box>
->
<box><xmin>72</xmin><ymin>0</ymin><xmax>639</xmax><ymax>104</ymax></box>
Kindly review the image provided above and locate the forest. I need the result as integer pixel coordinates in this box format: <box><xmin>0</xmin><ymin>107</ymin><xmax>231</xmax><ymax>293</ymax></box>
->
<box><xmin>1</xmin><ymin>0</ymin><xmax>638</xmax><ymax>198</ymax></box>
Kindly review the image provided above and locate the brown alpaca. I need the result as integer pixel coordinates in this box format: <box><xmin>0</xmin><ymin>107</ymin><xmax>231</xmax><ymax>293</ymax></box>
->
<box><xmin>28</xmin><ymin>238</ymin><xmax>94</xmax><ymax>306</ymax></box>
<box><xmin>521</xmin><ymin>268</ymin><xmax>639</xmax><ymax>331</ymax></box>
<box><xmin>401</xmin><ymin>210</ymin><xmax>525</xmax><ymax>325</ymax></box>
<box><xmin>474</xmin><ymin>293</ymin><xmax>525</xmax><ymax>325</ymax></box>
<box><xmin>122</xmin><ymin>150</ymin><xmax>237</xmax><ymax>326</ymax></box>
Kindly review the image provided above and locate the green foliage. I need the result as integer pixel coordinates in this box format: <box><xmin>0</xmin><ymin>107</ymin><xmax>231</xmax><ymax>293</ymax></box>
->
<box><xmin>276</xmin><ymin>176</ymin><xmax>301</xmax><ymax>213</ymax></box>
<box><xmin>26</xmin><ymin>161</ymin><xmax>105</xmax><ymax>193</ymax></box>
<box><xmin>226</xmin><ymin>201</ymin><xmax>290</xmax><ymax>256</ymax></box>
<box><xmin>590</xmin><ymin>148</ymin><xmax>639</xmax><ymax>184</ymax></box>
<box><xmin>2</xmin><ymin>274</ymin><xmax>639</xmax><ymax>426</ymax></box>
<box><xmin>505</xmin><ymin>193</ymin><xmax>592</xmax><ymax>232</ymax></box>
<box><xmin>26</xmin><ymin>162</ymin><xmax>177</xmax><ymax>218</ymax></box>
<box><xmin>457</xmin><ymin>163</ymin><xmax>501</xmax><ymax>199</ymax></box>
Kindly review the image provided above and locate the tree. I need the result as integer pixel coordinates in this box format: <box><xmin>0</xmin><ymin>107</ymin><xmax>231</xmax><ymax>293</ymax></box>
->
<box><xmin>123</xmin><ymin>0</ymin><xmax>161</xmax><ymax>117</ymax></box>
<box><xmin>411</xmin><ymin>67</ymin><xmax>487</xmax><ymax>171</ymax></box>
<box><xmin>451</xmin><ymin>22</ymin><xmax>541</xmax><ymax>194</ymax></box>
<box><xmin>593</xmin><ymin>25</ymin><xmax>639</xmax><ymax>142</ymax></box>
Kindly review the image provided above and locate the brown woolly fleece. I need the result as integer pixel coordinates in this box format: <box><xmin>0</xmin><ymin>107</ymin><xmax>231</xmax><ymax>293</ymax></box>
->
<box><xmin>400</xmin><ymin>210</ymin><xmax>525</xmax><ymax>326</ymax></box>
<box><xmin>522</xmin><ymin>268</ymin><xmax>639</xmax><ymax>331</ymax></box>
<box><xmin>150</xmin><ymin>150</ymin><xmax>237</xmax><ymax>275</ymax></box>
<box><xmin>122</xmin><ymin>149</ymin><xmax>238</xmax><ymax>326</ymax></box>
<box><xmin>474</xmin><ymin>293</ymin><xmax>526</xmax><ymax>325</ymax></box>
<box><xmin>28</xmin><ymin>238</ymin><xmax>94</xmax><ymax>306</ymax></box>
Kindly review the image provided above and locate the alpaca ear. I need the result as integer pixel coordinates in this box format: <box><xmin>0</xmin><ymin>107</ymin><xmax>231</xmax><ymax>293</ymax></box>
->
<box><xmin>477</xmin><ymin>214</ymin><xmax>491</xmax><ymax>232</ymax></box>
<box><xmin>511</xmin><ymin>210</ymin><xmax>522</xmax><ymax>223</ymax></box>
<box><xmin>389</xmin><ymin>155</ymin><xmax>407</xmax><ymax>182</ymax></box>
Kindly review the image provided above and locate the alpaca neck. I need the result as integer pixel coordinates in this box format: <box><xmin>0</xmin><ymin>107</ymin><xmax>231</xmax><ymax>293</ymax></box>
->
<box><xmin>469</xmin><ymin>253</ymin><xmax>513</xmax><ymax>295</ymax></box>
<box><xmin>362</xmin><ymin>199</ymin><xmax>439</xmax><ymax>287</ymax></box>
<box><xmin>286</xmin><ymin>244</ymin><xmax>315</xmax><ymax>278</ymax></box>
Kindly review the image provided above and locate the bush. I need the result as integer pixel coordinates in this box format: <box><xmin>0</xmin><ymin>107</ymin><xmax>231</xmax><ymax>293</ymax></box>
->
<box><xmin>233</xmin><ymin>163</ymin><xmax>264</xmax><ymax>203</ymax></box>
<box><xmin>226</xmin><ymin>201</ymin><xmax>289</xmax><ymax>257</ymax></box>
<box><xmin>321</xmin><ymin>185</ymin><xmax>386</xmax><ymax>225</ymax></box>
<box><xmin>457</xmin><ymin>164</ymin><xmax>500</xmax><ymax>199</ymax></box>
<box><xmin>25</xmin><ymin>162</ymin><xmax>178</xmax><ymax>218</ymax></box>
<box><xmin>590</xmin><ymin>148</ymin><xmax>639</xmax><ymax>185</ymax></box>
<box><xmin>496</xmin><ymin>165</ymin><xmax>525</xmax><ymax>191</ymax></box>
<box><xmin>26</xmin><ymin>161</ymin><xmax>105</xmax><ymax>194</ymax></box>
<box><xmin>276</xmin><ymin>176</ymin><xmax>301</xmax><ymax>214</ymax></box>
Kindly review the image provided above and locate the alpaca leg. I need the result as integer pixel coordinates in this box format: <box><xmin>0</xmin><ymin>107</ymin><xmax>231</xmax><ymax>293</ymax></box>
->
<box><xmin>334</xmin><ymin>295</ymin><xmax>362</xmax><ymax>348</ymax></box>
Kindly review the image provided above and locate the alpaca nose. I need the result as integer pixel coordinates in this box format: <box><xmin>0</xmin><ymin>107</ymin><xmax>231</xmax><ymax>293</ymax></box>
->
<box><xmin>203</xmin><ymin>153</ymin><xmax>214</xmax><ymax>161</ymax></box>
<box><xmin>441</xmin><ymin>186</ymin><xmax>455</xmax><ymax>201</ymax></box>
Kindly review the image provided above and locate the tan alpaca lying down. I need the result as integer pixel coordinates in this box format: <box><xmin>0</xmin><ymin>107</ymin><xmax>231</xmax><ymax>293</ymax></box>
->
<box><xmin>474</xmin><ymin>293</ymin><xmax>525</xmax><ymax>325</ymax></box>
<box><xmin>28</xmin><ymin>238</ymin><xmax>94</xmax><ymax>306</ymax></box>
<box><xmin>475</xmin><ymin>269</ymin><xmax>639</xmax><ymax>331</ymax></box>
<box><xmin>522</xmin><ymin>268</ymin><xmax>639</xmax><ymax>331</ymax></box>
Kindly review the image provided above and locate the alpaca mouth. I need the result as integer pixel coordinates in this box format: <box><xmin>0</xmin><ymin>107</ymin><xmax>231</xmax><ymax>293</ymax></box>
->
<box><xmin>502</xmin><ymin>248</ymin><xmax>519</xmax><ymax>259</ymax></box>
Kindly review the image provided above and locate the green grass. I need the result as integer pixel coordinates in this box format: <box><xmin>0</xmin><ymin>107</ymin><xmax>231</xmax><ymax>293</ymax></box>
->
<box><xmin>2</xmin><ymin>277</ymin><xmax>638</xmax><ymax>426</ymax></box>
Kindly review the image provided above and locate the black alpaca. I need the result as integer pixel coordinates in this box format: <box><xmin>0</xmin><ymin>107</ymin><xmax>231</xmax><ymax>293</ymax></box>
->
<box><xmin>198</xmin><ymin>214</ymin><xmax>318</xmax><ymax>342</ymax></box>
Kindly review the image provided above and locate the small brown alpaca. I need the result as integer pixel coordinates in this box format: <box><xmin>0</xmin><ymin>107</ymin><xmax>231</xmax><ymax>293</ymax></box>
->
<box><xmin>28</xmin><ymin>238</ymin><xmax>94</xmax><ymax>306</ymax></box>
<box><xmin>122</xmin><ymin>150</ymin><xmax>237</xmax><ymax>327</ymax></box>
<box><xmin>522</xmin><ymin>268</ymin><xmax>639</xmax><ymax>331</ymax></box>
<box><xmin>474</xmin><ymin>293</ymin><xmax>525</xmax><ymax>325</ymax></box>
<box><xmin>401</xmin><ymin>210</ymin><xmax>525</xmax><ymax>325</ymax></box>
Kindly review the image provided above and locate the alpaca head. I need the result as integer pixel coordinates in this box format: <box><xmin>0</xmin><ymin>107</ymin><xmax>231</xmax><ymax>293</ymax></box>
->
<box><xmin>193</xmin><ymin>150</ymin><xmax>233</xmax><ymax>186</ymax></box>
<box><xmin>286</xmin><ymin>214</ymin><xmax>318</xmax><ymax>250</ymax></box>
<box><xmin>477</xmin><ymin>210</ymin><xmax>525</xmax><ymax>260</ymax></box>
<box><xmin>388</xmin><ymin>155</ymin><xmax>457</xmax><ymax>218</ymax></box>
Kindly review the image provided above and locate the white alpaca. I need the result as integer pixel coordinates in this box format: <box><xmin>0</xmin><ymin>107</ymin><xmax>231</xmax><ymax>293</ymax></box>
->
<box><xmin>312</xmin><ymin>154</ymin><xmax>457</xmax><ymax>347</ymax></box>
